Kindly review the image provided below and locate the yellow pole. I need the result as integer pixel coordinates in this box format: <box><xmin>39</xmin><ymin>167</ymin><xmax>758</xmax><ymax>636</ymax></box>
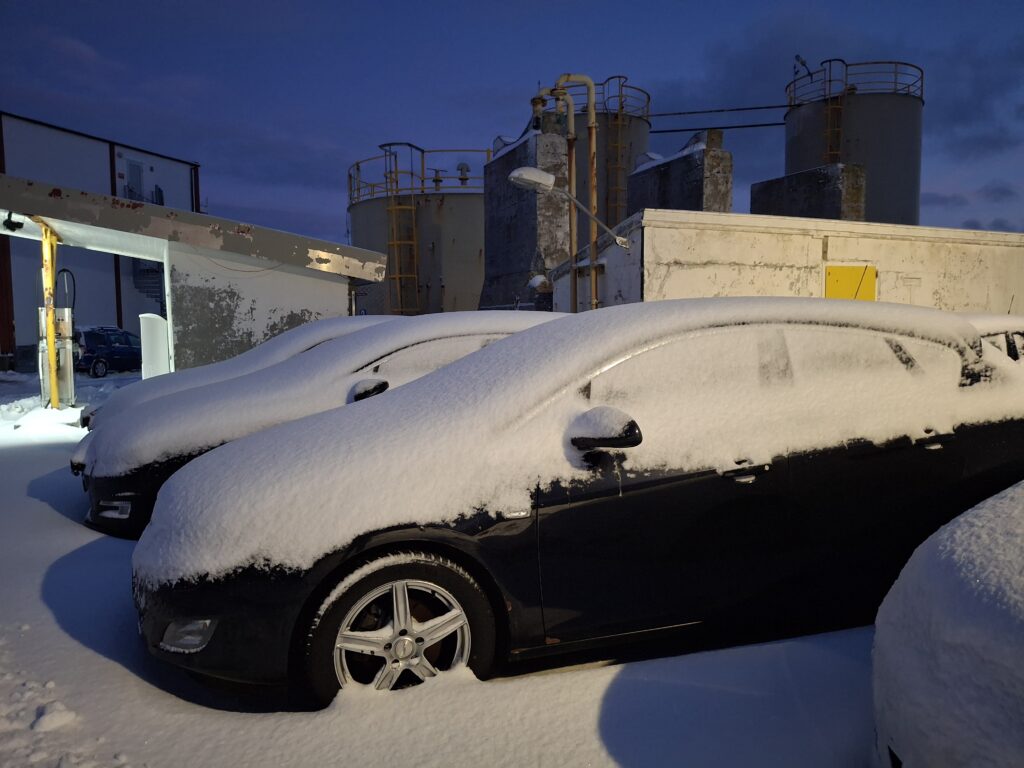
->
<box><xmin>40</xmin><ymin>223</ymin><xmax>61</xmax><ymax>409</ymax></box>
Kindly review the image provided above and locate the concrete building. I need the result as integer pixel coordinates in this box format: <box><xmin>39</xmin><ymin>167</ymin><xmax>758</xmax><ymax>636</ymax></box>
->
<box><xmin>347</xmin><ymin>143</ymin><xmax>489</xmax><ymax>315</ymax></box>
<box><xmin>0</xmin><ymin>112</ymin><xmax>200</xmax><ymax>369</ymax></box>
<box><xmin>552</xmin><ymin>209</ymin><xmax>1024</xmax><ymax>314</ymax></box>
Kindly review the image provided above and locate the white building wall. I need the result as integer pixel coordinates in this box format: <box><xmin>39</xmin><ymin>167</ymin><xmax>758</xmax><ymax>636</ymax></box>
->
<box><xmin>553</xmin><ymin>209</ymin><xmax>1024</xmax><ymax>314</ymax></box>
<box><xmin>2</xmin><ymin>115</ymin><xmax>193</xmax><ymax>351</ymax></box>
<box><xmin>112</xmin><ymin>145</ymin><xmax>194</xmax><ymax>208</ymax></box>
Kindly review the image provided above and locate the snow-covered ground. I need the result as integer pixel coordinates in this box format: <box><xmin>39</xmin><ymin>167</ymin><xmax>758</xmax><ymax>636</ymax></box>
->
<box><xmin>0</xmin><ymin>376</ymin><xmax>876</xmax><ymax>768</ymax></box>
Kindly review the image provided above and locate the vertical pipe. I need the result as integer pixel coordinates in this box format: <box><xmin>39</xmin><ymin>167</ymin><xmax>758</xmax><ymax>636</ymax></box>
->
<box><xmin>556</xmin><ymin>74</ymin><xmax>599</xmax><ymax>310</ymax></box>
<box><xmin>553</xmin><ymin>88</ymin><xmax>578</xmax><ymax>313</ymax></box>
<box><xmin>40</xmin><ymin>224</ymin><xmax>60</xmax><ymax>409</ymax></box>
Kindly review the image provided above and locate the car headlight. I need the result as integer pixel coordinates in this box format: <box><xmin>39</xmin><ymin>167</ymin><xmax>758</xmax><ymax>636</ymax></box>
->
<box><xmin>159</xmin><ymin>618</ymin><xmax>218</xmax><ymax>653</ymax></box>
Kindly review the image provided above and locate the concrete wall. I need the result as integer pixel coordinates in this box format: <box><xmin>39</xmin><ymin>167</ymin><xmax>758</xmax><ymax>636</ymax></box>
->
<box><xmin>750</xmin><ymin>164</ymin><xmax>865</xmax><ymax>222</ymax></box>
<box><xmin>166</xmin><ymin>246</ymin><xmax>351</xmax><ymax>369</ymax></box>
<box><xmin>552</xmin><ymin>209</ymin><xmax>1024</xmax><ymax>314</ymax></box>
<box><xmin>628</xmin><ymin>131</ymin><xmax>733</xmax><ymax>216</ymax></box>
<box><xmin>480</xmin><ymin>131</ymin><xmax>569</xmax><ymax>309</ymax></box>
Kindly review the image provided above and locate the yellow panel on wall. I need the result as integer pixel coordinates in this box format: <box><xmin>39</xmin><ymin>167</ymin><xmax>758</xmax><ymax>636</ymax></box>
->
<box><xmin>825</xmin><ymin>265</ymin><xmax>877</xmax><ymax>301</ymax></box>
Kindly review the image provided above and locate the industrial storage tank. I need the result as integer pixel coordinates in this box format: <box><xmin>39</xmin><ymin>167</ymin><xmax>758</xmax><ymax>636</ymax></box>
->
<box><xmin>784</xmin><ymin>59</ymin><xmax>923</xmax><ymax>225</ymax></box>
<box><xmin>348</xmin><ymin>143</ymin><xmax>489</xmax><ymax>314</ymax></box>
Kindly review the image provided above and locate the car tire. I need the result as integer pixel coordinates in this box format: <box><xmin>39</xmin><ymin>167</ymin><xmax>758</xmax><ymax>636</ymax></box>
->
<box><xmin>302</xmin><ymin>551</ymin><xmax>496</xmax><ymax>707</ymax></box>
<box><xmin>90</xmin><ymin>359</ymin><xmax>108</xmax><ymax>378</ymax></box>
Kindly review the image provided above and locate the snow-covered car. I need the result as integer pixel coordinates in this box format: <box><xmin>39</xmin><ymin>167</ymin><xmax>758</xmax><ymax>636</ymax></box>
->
<box><xmin>962</xmin><ymin>312</ymin><xmax>1024</xmax><ymax>361</ymax></box>
<box><xmin>80</xmin><ymin>311</ymin><xmax>561</xmax><ymax>538</ymax></box>
<box><xmin>873</xmin><ymin>482</ymin><xmax>1024</xmax><ymax>767</ymax></box>
<box><xmin>81</xmin><ymin>314</ymin><xmax>395</xmax><ymax>430</ymax></box>
<box><xmin>131</xmin><ymin>298</ymin><xmax>1024</xmax><ymax>706</ymax></box>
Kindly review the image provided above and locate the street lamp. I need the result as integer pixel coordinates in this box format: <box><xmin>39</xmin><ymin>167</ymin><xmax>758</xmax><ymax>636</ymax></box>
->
<box><xmin>508</xmin><ymin>167</ymin><xmax>629</xmax><ymax>250</ymax></box>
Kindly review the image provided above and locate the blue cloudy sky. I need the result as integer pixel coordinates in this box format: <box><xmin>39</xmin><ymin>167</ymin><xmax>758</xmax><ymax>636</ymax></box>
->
<box><xmin>2</xmin><ymin>0</ymin><xmax>1022</xmax><ymax>241</ymax></box>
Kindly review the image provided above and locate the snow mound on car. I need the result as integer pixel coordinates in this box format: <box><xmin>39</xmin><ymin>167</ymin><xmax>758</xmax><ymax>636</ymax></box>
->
<box><xmin>86</xmin><ymin>312</ymin><xmax>558</xmax><ymax>477</ymax></box>
<box><xmin>873</xmin><ymin>481</ymin><xmax>1024</xmax><ymax>767</ymax></box>
<box><xmin>87</xmin><ymin>315</ymin><xmax>395</xmax><ymax>430</ymax></box>
<box><xmin>133</xmin><ymin>298</ymin><xmax>1023</xmax><ymax>587</ymax></box>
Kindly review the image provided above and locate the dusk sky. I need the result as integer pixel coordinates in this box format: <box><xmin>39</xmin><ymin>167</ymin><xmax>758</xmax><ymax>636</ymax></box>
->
<box><xmin>2</xmin><ymin>0</ymin><xmax>1022</xmax><ymax>242</ymax></box>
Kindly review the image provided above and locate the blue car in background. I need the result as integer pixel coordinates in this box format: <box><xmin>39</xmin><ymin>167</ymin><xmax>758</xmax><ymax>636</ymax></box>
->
<box><xmin>74</xmin><ymin>326</ymin><xmax>142</xmax><ymax>377</ymax></box>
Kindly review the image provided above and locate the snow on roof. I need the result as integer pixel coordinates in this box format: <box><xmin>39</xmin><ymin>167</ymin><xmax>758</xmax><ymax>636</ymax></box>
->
<box><xmin>873</xmin><ymin>480</ymin><xmax>1024</xmax><ymax>767</ymax></box>
<box><xmin>133</xmin><ymin>298</ymin><xmax>1013</xmax><ymax>587</ymax></box>
<box><xmin>88</xmin><ymin>311</ymin><xmax>561</xmax><ymax>476</ymax></box>
<box><xmin>87</xmin><ymin>315</ymin><xmax>395</xmax><ymax>430</ymax></box>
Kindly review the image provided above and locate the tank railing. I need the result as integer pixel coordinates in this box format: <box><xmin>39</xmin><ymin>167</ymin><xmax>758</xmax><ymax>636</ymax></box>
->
<box><xmin>786</xmin><ymin>59</ymin><xmax>924</xmax><ymax>105</ymax></box>
<box><xmin>543</xmin><ymin>75</ymin><xmax>651</xmax><ymax>119</ymax></box>
<box><xmin>348</xmin><ymin>148</ymin><xmax>492</xmax><ymax>204</ymax></box>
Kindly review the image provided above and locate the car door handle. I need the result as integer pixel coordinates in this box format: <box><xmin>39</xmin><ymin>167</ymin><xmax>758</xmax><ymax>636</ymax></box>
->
<box><xmin>732</xmin><ymin>474</ymin><xmax>757</xmax><ymax>484</ymax></box>
<box><xmin>923</xmin><ymin>443</ymin><xmax>944</xmax><ymax>451</ymax></box>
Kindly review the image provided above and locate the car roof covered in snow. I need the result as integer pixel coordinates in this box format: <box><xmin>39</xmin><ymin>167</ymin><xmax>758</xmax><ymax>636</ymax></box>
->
<box><xmin>959</xmin><ymin>312</ymin><xmax>1024</xmax><ymax>335</ymax></box>
<box><xmin>87</xmin><ymin>314</ymin><xmax>396</xmax><ymax>429</ymax></box>
<box><xmin>88</xmin><ymin>310</ymin><xmax>563</xmax><ymax>476</ymax></box>
<box><xmin>133</xmin><ymin>298</ymin><xmax>999</xmax><ymax>586</ymax></box>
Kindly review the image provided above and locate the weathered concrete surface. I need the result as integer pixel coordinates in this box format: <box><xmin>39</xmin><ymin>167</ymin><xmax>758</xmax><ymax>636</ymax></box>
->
<box><xmin>627</xmin><ymin>130</ymin><xmax>733</xmax><ymax>216</ymax></box>
<box><xmin>480</xmin><ymin>131</ymin><xmax>569</xmax><ymax>308</ymax></box>
<box><xmin>552</xmin><ymin>208</ymin><xmax>1024</xmax><ymax>315</ymax></box>
<box><xmin>750</xmin><ymin>164</ymin><xmax>865</xmax><ymax>222</ymax></box>
<box><xmin>0</xmin><ymin>174</ymin><xmax>386</xmax><ymax>281</ymax></box>
<box><xmin>167</xmin><ymin>246</ymin><xmax>350</xmax><ymax>369</ymax></box>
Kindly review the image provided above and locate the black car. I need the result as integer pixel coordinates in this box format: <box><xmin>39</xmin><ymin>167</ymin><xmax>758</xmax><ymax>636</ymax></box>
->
<box><xmin>74</xmin><ymin>326</ymin><xmax>142</xmax><ymax>377</ymax></box>
<box><xmin>131</xmin><ymin>298</ymin><xmax>1024</xmax><ymax>706</ymax></box>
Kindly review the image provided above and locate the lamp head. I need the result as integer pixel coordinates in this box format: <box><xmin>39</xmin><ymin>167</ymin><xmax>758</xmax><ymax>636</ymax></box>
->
<box><xmin>508</xmin><ymin>167</ymin><xmax>555</xmax><ymax>193</ymax></box>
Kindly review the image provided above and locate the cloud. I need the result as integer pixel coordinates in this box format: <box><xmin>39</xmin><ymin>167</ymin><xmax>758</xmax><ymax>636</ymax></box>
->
<box><xmin>941</xmin><ymin>127</ymin><xmax>1023</xmax><ymax>160</ymax></box>
<box><xmin>921</xmin><ymin>191</ymin><xmax>969</xmax><ymax>207</ymax></box>
<box><xmin>988</xmin><ymin>218</ymin><xmax>1018</xmax><ymax>232</ymax></box>
<box><xmin>977</xmin><ymin>181</ymin><xmax>1019</xmax><ymax>203</ymax></box>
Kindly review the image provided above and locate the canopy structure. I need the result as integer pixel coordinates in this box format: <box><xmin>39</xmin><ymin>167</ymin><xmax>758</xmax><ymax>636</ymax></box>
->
<box><xmin>0</xmin><ymin>174</ymin><xmax>387</xmax><ymax>402</ymax></box>
<box><xmin>0</xmin><ymin>174</ymin><xmax>386</xmax><ymax>281</ymax></box>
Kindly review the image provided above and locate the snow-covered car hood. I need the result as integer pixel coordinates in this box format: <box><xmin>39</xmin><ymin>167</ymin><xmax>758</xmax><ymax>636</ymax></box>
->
<box><xmin>133</xmin><ymin>298</ymin><xmax>1018</xmax><ymax>588</ymax></box>
<box><xmin>873</xmin><ymin>481</ymin><xmax>1024</xmax><ymax>767</ymax></box>
<box><xmin>85</xmin><ymin>311</ymin><xmax>560</xmax><ymax>478</ymax></box>
<box><xmin>87</xmin><ymin>315</ymin><xmax>395</xmax><ymax>430</ymax></box>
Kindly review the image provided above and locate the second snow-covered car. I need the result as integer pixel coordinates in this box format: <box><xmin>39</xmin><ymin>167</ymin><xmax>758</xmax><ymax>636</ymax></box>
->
<box><xmin>131</xmin><ymin>298</ymin><xmax>1024</xmax><ymax>705</ymax></box>
<box><xmin>80</xmin><ymin>311</ymin><xmax>560</xmax><ymax>538</ymax></box>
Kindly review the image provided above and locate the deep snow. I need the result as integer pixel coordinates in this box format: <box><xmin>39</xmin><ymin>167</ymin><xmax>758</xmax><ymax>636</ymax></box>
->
<box><xmin>0</xmin><ymin>393</ymin><xmax>876</xmax><ymax>767</ymax></box>
<box><xmin>874</xmin><ymin>481</ymin><xmax>1024</xmax><ymax>767</ymax></box>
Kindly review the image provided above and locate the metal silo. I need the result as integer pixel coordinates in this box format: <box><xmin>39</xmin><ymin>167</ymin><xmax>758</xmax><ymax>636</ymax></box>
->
<box><xmin>785</xmin><ymin>59</ymin><xmax>924</xmax><ymax>225</ymax></box>
<box><xmin>347</xmin><ymin>143</ymin><xmax>489</xmax><ymax>314</ymax></box>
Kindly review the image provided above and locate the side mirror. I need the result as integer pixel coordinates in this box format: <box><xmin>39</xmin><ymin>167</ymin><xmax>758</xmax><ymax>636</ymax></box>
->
<box><xmin>569</xmin><ymin>406</ymin><xmax>643</xmax><ymax>451</ymax></box>
<box><xmin>349</xmin><ymin>378</ymin><xmax>389</xmax><ymax>403</ymax></box>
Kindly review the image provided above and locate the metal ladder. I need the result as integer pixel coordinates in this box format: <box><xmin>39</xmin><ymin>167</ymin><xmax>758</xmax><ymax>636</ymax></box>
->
<box><xmin>382</xmin><ymin>145</ymin><xmax>420</xmax><ymax>315</ymax></box>
<box><xmin>606</xmin><ymin>78</ymin><xmax>629</xmax><ymax>225</ymax></box>
<box><xmin>823</xmin><ymin>95</ymin><xmax>844</xmax><ymax>164</ymax></box>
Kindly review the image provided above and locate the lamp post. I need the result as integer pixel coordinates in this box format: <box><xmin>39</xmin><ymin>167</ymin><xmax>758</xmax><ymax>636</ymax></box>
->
<box><xmin>509</xmin><ymin>166</ymin><xmax>628</xmax><ymax>313</ymax></box>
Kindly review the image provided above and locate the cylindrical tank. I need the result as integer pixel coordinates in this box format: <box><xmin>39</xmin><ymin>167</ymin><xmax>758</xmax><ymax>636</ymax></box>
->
<box><xmin>784</xmin><ymin>59</ymin><xmax>923</xmax><ymax>225</ymax></box>
<box><xmin>347</xmin><ymin>144</ymin><xmax>488</xmax><ymax>315</ymax></box>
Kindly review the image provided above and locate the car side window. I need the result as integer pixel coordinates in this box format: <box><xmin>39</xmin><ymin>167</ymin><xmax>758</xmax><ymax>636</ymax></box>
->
<box><xmin>126</xmin><ymin>333</ymin><xmax>141</xmax><ymax>349</ymax></box>
<box><xmin>362</xmin><ymin>334</ymin><xmax>506</xmax><ymax>382</ymax></box>
<box><xmin>983</xmin><ymin>333</ymin><xmax>1008</xmax><ymax>355</ymax></box>
<box><xmin>584</xmin><ymin>327</ymin><xmax>789</xmax><ymax>471</ymax></box>
<box><xmin>1010</xmin><ymin>332</ymin><xmax>1024</xmax><ymax>360</ymax></box>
